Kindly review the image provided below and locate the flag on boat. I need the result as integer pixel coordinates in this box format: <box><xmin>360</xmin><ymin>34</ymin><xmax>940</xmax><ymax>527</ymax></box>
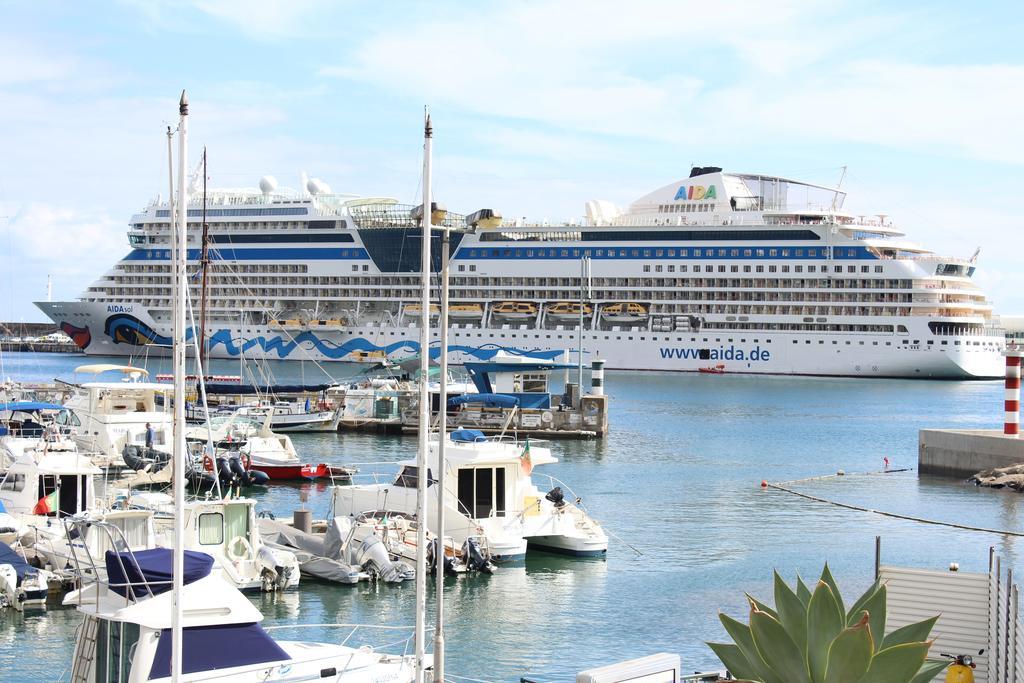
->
<box><xmin>33</xmin><ymin>489</ymin><xmax>58</xmax><ymax>515</ymax></box>
<box><xmin>519</xmin><ymin>438</ymin><xmax>532</xmax><ymax>475</ymax></box>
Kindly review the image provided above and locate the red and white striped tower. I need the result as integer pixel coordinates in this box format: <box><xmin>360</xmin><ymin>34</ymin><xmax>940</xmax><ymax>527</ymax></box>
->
<box><xmin>1006</xmin><ymin>345</ymin><xmax>1022</xmax><ymax>436</ymax></box>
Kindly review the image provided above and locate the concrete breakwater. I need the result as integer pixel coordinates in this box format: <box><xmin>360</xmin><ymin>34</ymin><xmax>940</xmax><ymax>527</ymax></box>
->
<box><xmin>919</xmin><ymin>429</ymin><xmax>1024</xmax><ymax>478</ymax></box>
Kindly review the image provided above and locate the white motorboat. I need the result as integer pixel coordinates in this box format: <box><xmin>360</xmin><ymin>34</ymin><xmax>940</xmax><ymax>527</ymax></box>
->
<box><xmin>1</xmin><ymin>542</ymin><xmax>57</xmax><ymax>611</ymax></box>
<box><xmin>186</xmin><ymin>413</ymin><xmax>349</xmax><ymax>481</ymax></box>
<box><xmin>219</xmin><ymin>400</ymin><xmax>339</xmax><ymax>432</ymax></box>
<box><xmin>62</xmin><ymin>365</ymin><xmax>173</xmax><ymax>467</ymax></box>
<box><xmin>129</xmin><ymin>493</ymin><xmax>300</xmax><ymax>592</ymax></box>
<box><xmin>331</xmin><ymin>429</ymin><xmax>608</xmax><ymax>561</ymax></box>
<box><xmin>1</xmin><ymin>400</ymin><xmax>83</xmax><ymax>469</ymax></box>
<box><xmin>63</xmin><ymin>546</ymin><xmax>419</xmax><ymax>681</ymax></box>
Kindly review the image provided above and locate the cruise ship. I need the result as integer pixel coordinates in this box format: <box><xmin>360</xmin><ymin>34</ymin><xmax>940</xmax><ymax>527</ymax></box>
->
<box><xmin>37</xmin><ymin>167</ymin><xmax>1005</xmax><ymax>378</ymax></box>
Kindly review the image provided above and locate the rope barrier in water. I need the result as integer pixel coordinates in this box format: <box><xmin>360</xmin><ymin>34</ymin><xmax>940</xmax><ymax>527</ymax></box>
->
<box><xmin>765</xmin><ymin>471</ymin><xmax>1024</xmax><ymax>538</ymax></box>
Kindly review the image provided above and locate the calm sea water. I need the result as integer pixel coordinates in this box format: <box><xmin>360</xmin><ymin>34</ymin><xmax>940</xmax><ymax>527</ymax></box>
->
<box><xmin>0</xmin><ymin>352</ymin><xmax>1017</xmax><ymax>681</ymax></box>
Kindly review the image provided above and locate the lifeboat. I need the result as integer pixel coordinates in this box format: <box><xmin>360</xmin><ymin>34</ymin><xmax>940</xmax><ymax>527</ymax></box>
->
<box><xmin>545</xmin><ymin>301</ymin><xmax>594</xmax><ymax>320</ymax></box>
<box><xmin>449</xmin><ymin>303</ymin><xmax>484</xmax><ymax>319</ymax></box>
<box><xmin>405</xmin><ymin>303</ymin><xmax>440</xmax><ymax>316</ymax></box>
<box><xmin>698</xmin><ymin>364</ymin><xmax>726</xmax><ymax>374</ymax></box>
<box><xmin>600</xmin><ymin>302</ymin><xmax>649</xmax><ymax>323</ymax></box>
<box><xmin>491</xmin><ymin>301</ymin><xmax>538</xmax><ymax>319</ymax></box>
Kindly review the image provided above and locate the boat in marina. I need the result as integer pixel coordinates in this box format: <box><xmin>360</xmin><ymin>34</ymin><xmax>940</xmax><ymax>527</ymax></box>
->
<box><xmin>61</xmin><ymin>365</ymin><xmax>173</xmax><ymax>467</ymax></box>
<box><xmin>1</xmin><ymin>400</ymin><xmax>82</xmax><ymax>469</ymax></box>
<box><xmin>331</xmin><ymin>429</ymin><xmax>608</xmax><ymax>561</ymax></box>
<box><xmin>63</xmin><ymin>546</ymin><xmax>419</xmax><ymax>681</ymax></box>
<box><xmin>35</xmin><ymin>167</ymin><xmax>1005</xmax><ymax>378</ymax></box>
<box><xmin>185</xmin><ymin>413</ymin><xmax>347</xmax><ymax>481</ymax></box>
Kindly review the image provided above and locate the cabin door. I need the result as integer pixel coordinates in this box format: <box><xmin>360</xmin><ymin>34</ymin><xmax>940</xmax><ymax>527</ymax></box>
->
<box><xmin>457</xmin><ymin>467</ymin><xmax>507</xmax><ymax>519</ymax></box>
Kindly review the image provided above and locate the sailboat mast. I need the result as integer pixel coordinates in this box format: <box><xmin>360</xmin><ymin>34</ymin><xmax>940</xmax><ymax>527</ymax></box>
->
<box><xmin>199</xmin><ymin>147</ymin><xmax>210</xmax><ymax>371</ymax></box>
<box><xmin>171</xmin><ymin>89</ymin><xmax>189</xmax><ymax>683</ymax></box>
<box><xmin>414</xmin><ymin>109</ymin><xmax>433</xmax><ymax>683</ymax></box>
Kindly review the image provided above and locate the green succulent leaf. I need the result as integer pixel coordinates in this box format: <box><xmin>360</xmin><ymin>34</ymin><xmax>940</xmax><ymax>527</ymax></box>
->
<box><xmin>856</xmin><ymin>642</ymin><xmax>931</xmax><ymax>683</ymax></box>
<box><xmin>808</xmin><ymin>581</ymin><xmax>845</xmax><ymax>683</ymax></box>
<box><xmin>796</xmin><ymin>574</ymin><xmax>813</xmax><ymax>608</ymax></box>
<box><xmin>858</xmin><ymin>585</ymin><xmax>887</xmax><ymax>653</ymax></box>
<box><xmin>746</xmin><ymin>593</ymin><xmax>779</xmax><ymax>620</ymax></box>
<box><xmin>750</xmin><ymin>607</ymin><xmax>812</xmax><ymax>683</ymax></box>
<box><xmin>820</xmin><ymin>563</ymin><xmax>847</xmax><ymax>624</ymax></box>
<box><xmin>845</xmin><ymin>579</ymin><xmax>880</xmax><ymax>626</ymax></box>
<box><xmin>775</xmin><ymin>571</ymin><xmax>809</xmax><ymax>656</ymax></box>
<box><xmin>720</xmin><ymin>612</ymin><xmax>783</xmax><ymax>683</ymax></box>
<box><xmin>909</xmin><ymin>660</ymin><xmax>952</xmax><ymax>683</ymax></box>
<box><xmin>823</xmin><ymin>613</ymin><xmax>873</xmax><ymax>683</ymax></box>
<box><xmin>707</xmin><ymin>642</ymin><xmax>759</xmax><ymax>681</ymax></box>
<box><xmin>881</xmin><ymin>616</ymin><xmax>939</xmax><ymax>650</ymax></box>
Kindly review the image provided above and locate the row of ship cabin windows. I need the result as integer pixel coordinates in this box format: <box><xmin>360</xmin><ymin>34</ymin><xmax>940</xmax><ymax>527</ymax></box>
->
<box><xmin>461</xmin><ymin>247</ymin><xmax>859</xmax><ymax>259</ymax></box>
<box><xmin>642</xmin><ymin>264</ymin><xmax>884</xmax><ymax>274</ymax></box>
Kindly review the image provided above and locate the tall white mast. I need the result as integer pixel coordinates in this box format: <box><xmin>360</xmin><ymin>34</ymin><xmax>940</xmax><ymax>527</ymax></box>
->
<box><xmin>414</xmin><ymin>108</ymin><xmax>433</xmax><ymax>683</ymax></box>
<box><xmin>434</xmin><ymin>139</ymin><xmax>450</xmax><ymax>681</ymax></box>
<box><xmin>171</xmin><ymin>89</ymin><xmax>189</xmax><ymax>683</ymax></box>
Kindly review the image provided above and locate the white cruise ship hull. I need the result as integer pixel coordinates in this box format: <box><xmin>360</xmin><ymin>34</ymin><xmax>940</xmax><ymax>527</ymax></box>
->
<box><xmin>35</xmin><ymin>166</ymin><xmax>1007</xmax><ymax>380</ymax></box>
<box><xmin>37</xmin><ymin>300</ymin><xmax>1003</xmax><ymax>379</ymax></box>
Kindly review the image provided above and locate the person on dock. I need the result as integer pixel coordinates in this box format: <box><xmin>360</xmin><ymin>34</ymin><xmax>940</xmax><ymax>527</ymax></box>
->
<box><xmin>145</xmin><ymin>422</ymin><xmax>154</xmax><ymax>449</ymax></box>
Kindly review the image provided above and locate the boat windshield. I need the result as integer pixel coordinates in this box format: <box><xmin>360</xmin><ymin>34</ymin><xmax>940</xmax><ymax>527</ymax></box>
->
<box><xmin>393</xmin><ymin>466</ymin><xmax>434</xmax><ymax>488</ymax></box>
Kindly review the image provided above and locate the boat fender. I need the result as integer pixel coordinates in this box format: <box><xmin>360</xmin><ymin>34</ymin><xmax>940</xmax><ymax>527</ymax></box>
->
<box><xmin>545</xmin><ymin>487</ymin><xmax>566</xmax><ymax>508</ymax></box>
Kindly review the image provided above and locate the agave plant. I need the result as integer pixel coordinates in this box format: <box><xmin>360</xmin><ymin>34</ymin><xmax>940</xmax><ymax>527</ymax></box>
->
<box><xmin>707</xmin><ymin>564</ymin><xmax>949</xmax><ymax>683</ymax></box>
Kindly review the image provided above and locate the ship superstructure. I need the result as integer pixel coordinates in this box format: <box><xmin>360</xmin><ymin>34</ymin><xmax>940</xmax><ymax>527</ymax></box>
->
<box><xmin>36</xmin><ymin>168</ymin><xmax>1005</xmax><ymax>378</ymax></box>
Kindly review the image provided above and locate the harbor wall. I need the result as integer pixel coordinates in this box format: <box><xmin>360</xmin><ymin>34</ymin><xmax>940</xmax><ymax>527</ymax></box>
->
<box><xmin>918</xmin><ymin>429</ymin><xmax>1024</xmax><ymax>478</ymax></box>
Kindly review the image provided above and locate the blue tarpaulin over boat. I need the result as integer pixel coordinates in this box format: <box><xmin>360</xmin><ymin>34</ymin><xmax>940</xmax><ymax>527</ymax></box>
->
<box><xmin>149</xmin><ymin>622</ymin><xmax>290</xmax><ymax>679</ymax></box>
<box><xmin>0</xmin><ymin>543</ymin><xmax>31</xmax><ymax>583</ymax></box>
<box><xmin>106</xmin><ymin>548</ymin><xmax>214</xmax><ymax>598</ymax></box>
<box><xmin>0</xmin><ymin>401</ymin><xmax>66</xmax><ymax>413</ymax></box>
<box><xmin>447</xmin><ymin>393</ymin><xmax>520</xmax><ymax>408</ymax></box>
<box><xmin>450</xmin><ymin>429</ymin><xmax>487</xmax><ymax>443</ymax></box>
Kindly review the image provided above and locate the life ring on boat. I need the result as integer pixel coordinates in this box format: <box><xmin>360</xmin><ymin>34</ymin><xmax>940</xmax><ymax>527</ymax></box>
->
<box><xmin>226</xmin><ymin>535</ymin><xmax>254</xmax><ymax>562</ymax></box>
<box><xmin>202</xmin><ymin>455</ymin><xmax>214</xmax><ymax>472</ymax></box>
<box><xmin>541</xmin><ymin>411</ymin><xmax>553</xmax><ymax>423</ymax></box>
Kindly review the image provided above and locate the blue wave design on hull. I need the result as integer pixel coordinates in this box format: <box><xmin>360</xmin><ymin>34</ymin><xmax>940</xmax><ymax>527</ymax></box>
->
<box><xmin>203</xmin><ymin>329</ymin><xmax>565</xmax><ymax>362</ymax></box>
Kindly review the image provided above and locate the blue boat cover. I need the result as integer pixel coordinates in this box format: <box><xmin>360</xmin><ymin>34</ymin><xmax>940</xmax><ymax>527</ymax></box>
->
<box><xmin>450</xmin><ymin>429</ymin><xmax>488</xmax><ymax>443</ymax></box>
<box><xmin>0</xmin><ymin>401</ymin><xmax>66</xmax><ymax>413</ymax></box>
<box><xmin>0</xmin><ymin>543</ymin><xmax>31</xmax><ymax>583</ymax></box>
<box><xmin>149</xmin><ymin>622</ymin><xmax>290</xmax><ymax>679</ymax></box>
<box><xmin>105</xmin><ymin>548</ymin><xmax>214</xmax><ymax>599</ymax></box>
<box><xmin>447</xmin><ymin>393</ymin><xmax>520</xmax><ymax>408</ymax></box>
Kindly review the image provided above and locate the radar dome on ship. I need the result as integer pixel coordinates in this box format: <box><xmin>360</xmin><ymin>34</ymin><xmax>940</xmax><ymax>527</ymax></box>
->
<box><xmin>259</xmin><ymin>175</ymin><xmax>278</xmax><ymax>196</ymax></box>
<box><xmin>306</xmin><ymin>178</ymin><xmax>332</xmax><ymax>195</ymax></box>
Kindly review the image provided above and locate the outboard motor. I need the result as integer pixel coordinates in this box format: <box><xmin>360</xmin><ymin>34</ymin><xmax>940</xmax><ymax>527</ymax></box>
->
<box><xmin>216</xmin><ymin>457</ymin><xmax>237</xmax><ymax>489</ymax></box>
<box><xmin>545</xmin><ymin>486</ymin><xmax>566</xmax><ymax>509</ymax></box>
<box><xmin>354</xmin><ymin>535</ymin><xmax>413</xmax><ymax>583</ymax></box>
<box><xmin>431</xmin><ymin>538</ymin><xmax>458</xmax><ymax>576</ymax></box>
<box><xmin>461</xmin><ymin>536</ymin><xmax>496</xmax><ymax>574</ymax></box>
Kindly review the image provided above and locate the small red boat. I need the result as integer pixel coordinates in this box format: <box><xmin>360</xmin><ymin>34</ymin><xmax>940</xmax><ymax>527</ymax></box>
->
<box><xmin>698</xmin><ymin>364</ymin><xmax>727</xmax><ymax>374</ymax></box>
<box><xmin>251</xmin><ymin>463</ymin><xmax>355</xmax><ymax>481</ymax></box>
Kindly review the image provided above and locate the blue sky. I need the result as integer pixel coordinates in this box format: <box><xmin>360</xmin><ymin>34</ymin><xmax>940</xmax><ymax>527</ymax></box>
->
<box><xmin>1</xmin><ymin>0</ymin><xmax>1022</xmax><ymax>322</ymax></box>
